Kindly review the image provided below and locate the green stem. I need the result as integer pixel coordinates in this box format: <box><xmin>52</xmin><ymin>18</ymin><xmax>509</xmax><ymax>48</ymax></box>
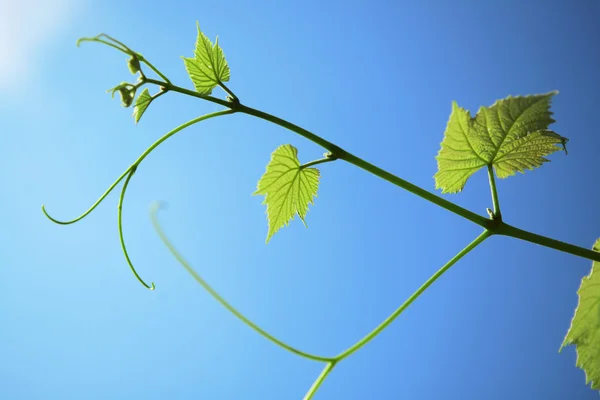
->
<box><xmin>149</xmin><ymin>203</ymin><xmax>335</xmax><ymax>363</ymax></box>
<box><xmin>300</xmin><ymin>156</ymin><xmax>337</xmax><ymax>169</ymax></box>
<box><xmin>497</xmin><ymin>223</ymin><xmax>600</xmax><ymax>262</ymax></box>
<box><xmin>487</xmin><ymin>165</ymin><xmax>501</xmax><ymax>220</ymax></box>
<box><xmin>339</xmin><ymin>152</ymin><xmax>492</xmax><ymax>228</ymax></box>
<box><xmin>42</xmin><ymin>110</ymin><xmax>234</xmax><ymax>224</ymax></box>
<box><xmin>236</xmin><ymin>104</ymin><xmax>344</xmax><ymax>155</ymax></box>
<box><xmin>117</xmin><ymin>167</ymin><xmax>154</xmax><ymax>290</ymax></box>
<box><xmin>81</xmin><ymin>76</ymin><xmax>600</xmax><ymax>267</ymax></box>
<box><xmin>335</xmin><ymin>230</ymin><xmax>492</xmax><ymax>361</ymax></box>
<box><xmin>218</xmin><ymin>81</ymin><xmax>238</xmax><ymax>102</ymax></box>
<box><xmin>303</xmin><ymin>362</ymin><xmax>337</xmax><ymax>400</ymax></box>
<box><xmin>146</xmin><ymin>79</ymin><xmax>232</xmax><ymax>108</ymax></box>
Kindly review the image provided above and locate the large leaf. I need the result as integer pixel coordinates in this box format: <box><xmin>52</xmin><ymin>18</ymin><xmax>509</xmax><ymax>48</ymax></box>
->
<box><xmin>182</xmin><ymin>23</ymin><xmax>230</xmax><ymax>95</ymax></box>
<box><xmin>560</xmin><ymin>239</ymin><xmax>600</xmax><ymax>389</ymax></box>
<box><xmin>434</xmin><ymin>92</ymin><xmax>567</xmax><ymax>194</ymax></box>
<box><xmin>132</xmin><ymin>88</ymin><xmax>152</xmax><ymax>123</ymax></box>
<box><xmin>254</xmin><ymin>145</ymin><xmax>320</xmax><ymax>243</ymax></box>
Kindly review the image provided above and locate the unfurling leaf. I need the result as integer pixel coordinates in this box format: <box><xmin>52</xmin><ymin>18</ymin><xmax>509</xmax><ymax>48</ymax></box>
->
<box><xmin>133</xmin><ymin>88</ymin><xmax>152</xmax><ymax>123</ymax></box>
<box><xmin>254</xmin><ymin>145</ymin><xmax>320</xmax><ymax>243</ymax></box>
<box><xmin>182</xmin><ymin>22</ymin><xmax>231</xmax><ymax>95</ymax></box>
<box><xmin>560</xmin><ymin>239</ymin><xmax>600</xmax><ymax>389</ymax></box>
<box><xmin>434</xmin><ymin>92</ymin><xmax>568</xmax><ymax>194</ymax></box>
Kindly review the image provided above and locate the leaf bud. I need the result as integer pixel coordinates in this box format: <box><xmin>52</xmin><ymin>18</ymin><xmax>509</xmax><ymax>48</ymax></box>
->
<box><xmin>118</xmin><ymin>87</ymin><xmax>135</xmax><ymax>108</ymax></box>
<box><xmin>127</xmin><ymin>56</ymin><xmax>141</xmax><ymax>74</ymax></box>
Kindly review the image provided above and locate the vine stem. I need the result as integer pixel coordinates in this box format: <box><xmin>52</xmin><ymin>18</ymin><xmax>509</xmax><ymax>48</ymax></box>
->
<box><xmin>232</xmin><ymin>104</ymin><xmax>494</xmax><ymax>229</ymax></box>
<box><xmin>142</xmin><ymin>78</ymin><xmax>600</xmax><ymax>265</ymax></box>
<box><xmin>335</xmin><ymin>229</ymin><xmax>492</xmax><ymax>360</ymax></box>
<box><xmin>149</xmin><ymin>203</ymin><xmax>335</xmax><ymax>363</ymax></box>
<box><xmin>497</xmin><ymin>223</ymin><xmax>600</xmax><ymax>262</ymax></box>
<box><xmin>143</xmin><ymin>80</ymin><xmax>489</xmax><ymax>229</ymax></box>
<box><xmin>146</xmin><ymin>79</ymin><xmax>232</xmax><ymax>108</ymax></box>
<box><xmin>142</xmin><ymin>80</ymin><xmax>495</xmax><ymax>230</ymax></box>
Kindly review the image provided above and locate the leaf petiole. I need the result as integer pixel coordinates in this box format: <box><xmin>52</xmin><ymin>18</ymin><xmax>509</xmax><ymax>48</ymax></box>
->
<box><xmin>487</xmin><ymin>165</ymin><xmax>502</xmax><ymax>221</ymax></box>
<box><xmin>218</xmin><ymin>81</ymin><xmax>238</xmax><ymax>103</ymax></box>
<box><xmin>300</xmin><ymin>155</ymin><xmax>338</xmax><ymax>169</ymax></box>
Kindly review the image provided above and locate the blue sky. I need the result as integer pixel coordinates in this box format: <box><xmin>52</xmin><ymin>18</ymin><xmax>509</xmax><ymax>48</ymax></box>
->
<box><xmin>1</xmin><ymin>0</ymin><xmax>599</xmax><ymax>399</ymax></box>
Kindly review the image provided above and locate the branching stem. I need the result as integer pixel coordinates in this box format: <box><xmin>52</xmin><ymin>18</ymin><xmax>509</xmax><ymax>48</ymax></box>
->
<box><xmin>497</xmin><ymin>223</ymin><xmax>600</xmax><ymax>262</ymax></box>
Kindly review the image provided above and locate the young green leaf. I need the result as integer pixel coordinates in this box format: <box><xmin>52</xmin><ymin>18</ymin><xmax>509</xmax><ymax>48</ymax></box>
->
<box><xmin>434</xmin><ymin>92</ymin><xmax>567</xmax><ymax>194</ymax></box>
<box><xmin>133</xmin><ymin>88</ymin><xmax>152</xmax><ymax>123</ymax></box>
<box><xmin>254</xmin><ymin>145</ymin><xmax>320</xmax><ymax>243</ymax></box>
<box><xmin>560</xmin><ymin>239</ymin><xmax>600</xmax><ymax>389</ymax></box>
<box><xmin>182</xmin><ymin>22</ymin><xmax>231</xmax><ymax>95</ymax></box>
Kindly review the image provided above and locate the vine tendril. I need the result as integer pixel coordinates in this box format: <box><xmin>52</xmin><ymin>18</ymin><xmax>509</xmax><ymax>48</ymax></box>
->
<box><xmin>42</xmin><ymin>110</ymin><xmax>235</xmax><ymax>288</ymax></box>
<box><xmin>41</xmin><ymin>166</ymin><xmax>134</xmax><ymax>225</ymax></box>
<box><xmin>118</xmin><ymin>167</ymin><xmax>155</xmax><ymax>290</ymax></box>
<box><xmin>149</xmin><ymin>202</ymin><xmax>335</xmax><ymax>362</ymax></box>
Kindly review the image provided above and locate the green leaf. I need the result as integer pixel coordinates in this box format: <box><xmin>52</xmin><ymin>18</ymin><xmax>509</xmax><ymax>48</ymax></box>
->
<box><xmin>560</xmin><ymin>239</ymin><xmax>600</xmax><ymax>389</ymax></box>
<box><xmin>253</xmin><ymin>145</ymin><xmax>320</xmax><ymax>243</ymax></box>
<box><xmin>182</xmin><ymin>22</ymin><xmax>230</xmax><ymax>95</ymax></box>
<box><xmin>434</xmin><ymin>92</ymin><xmax>567</xmax><ymax>194</ymax></box>
<box><xmin>133</xmin><ymin>88</ymin><xmax>152</xmax><ymax>123</ymax></box>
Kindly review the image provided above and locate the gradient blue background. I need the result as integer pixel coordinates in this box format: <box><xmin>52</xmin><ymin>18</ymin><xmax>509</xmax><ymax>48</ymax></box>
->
<box><xmin>1</xmin><ymin>1</ymin><xmax>599</xmax><ymax>399</ymax></box>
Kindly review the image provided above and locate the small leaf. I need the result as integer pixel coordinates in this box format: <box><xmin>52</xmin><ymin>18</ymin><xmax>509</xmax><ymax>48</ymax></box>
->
<box><xmin>182</xmin><ymin>22</ymin><xmax>230</xmax><ymax>95</ymax></box>
<box><xmin>133</xmin><ymin>88</ymin><xmax>152</xmax><ymax>123</ymax></box>
<box><xmin>254</xmin><ymin>145</ymin><xmax>320</xmax><ymax>243</ymax></box>
<box><xmin>560</xmin><ymin>239</ymin><xmax>600</xmax><ymax>389</ymax></box>
<box><xmin>434</xmin><ymin>92</ymin><xmax>567</xmax><ymax>194</ymax></box>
